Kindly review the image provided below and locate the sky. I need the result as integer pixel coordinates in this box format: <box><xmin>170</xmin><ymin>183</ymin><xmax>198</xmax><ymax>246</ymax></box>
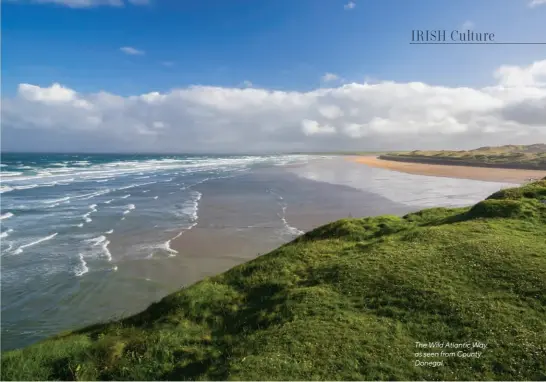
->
<box><xmin>1</xmin><ymin>0</ymin><xmax>546</xmax><ymax>153</ymax></box>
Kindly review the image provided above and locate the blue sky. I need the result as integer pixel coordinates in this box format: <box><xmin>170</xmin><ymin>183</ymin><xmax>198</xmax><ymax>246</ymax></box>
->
<box><xmin>2</xmin><ymin>0</ymin><xmax>546</xmax><ymax>153</ymax></box>
<box><xmin>3</xmin><ymin>0</ymin><xmax>546</xmax><ymax>96</ymax></box>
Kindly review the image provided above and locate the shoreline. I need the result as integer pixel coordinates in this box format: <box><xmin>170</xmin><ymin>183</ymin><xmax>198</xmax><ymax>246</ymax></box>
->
<box><xmin>0</xmin><ymin>157</ymin><xmax>523</xmax><ymax>352</ymax></box>
<box><xmin>3</xmin><ymin>178</ymin><xmax>545</xmax><ymax>380</ymax></box>
<box><xmin>349</xmin><ymin>156</ymin><xmax>546</xmax><ymax>184</ymax></box>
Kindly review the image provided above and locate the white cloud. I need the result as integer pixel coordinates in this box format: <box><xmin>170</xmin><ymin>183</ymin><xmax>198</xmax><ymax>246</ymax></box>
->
<box><xmin>529</xmin><ymin>0</ymin><xmax>546</xmax><ymax>7</ymax></box>
<box><xmin>241</xmin><ymin>80</ymin><xmax>253</xmax><ymax>88</ymax></box>
<box><xmin>301</xmin><ymin>119</ymin><xmax>336</xmax><ymax>135</ymax></box>
<box><xmin>18</xmin><ymin>83</ymin><xmax>77</xmax><ymax>103</ymax></box>
<box><xmin>2</xmin><ymin>59</ymin><xmax>546</xmax><ymax>153</ymax></box>
<box><xmin>461</xmin><ymin>20</ymin><xmax>474</xmax><ymax>30</ymax></box>
<box><xmin>318</xmin><ymin>105</ymin><xmax>343</xmax><ymax>119</ymax></box>
<box><xmin>120</xmin><ymin>46</ymin><xmax>145</xmax><ymax>56</ymax></box>
<box><xmin>494</xmin><ymin>60</ymin><xmax>546</xmax><ymax>87</ymax></box>
<box><xmin>321</xmin><ymin>72</ymin><xmax>340</xmax><ymax>83</ymax></box>
<box><xmin>344</xmin><ymin>1</ymin><xmax>356</xmax><ymax>10</ymax></box>
<box><xmin>29</xmin><ymin>0</ymin><xmax>148</xmax><ymax>7</ymax></box>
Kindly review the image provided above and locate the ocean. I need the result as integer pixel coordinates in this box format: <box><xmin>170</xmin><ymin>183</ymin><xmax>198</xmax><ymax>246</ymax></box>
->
<box><xmin>0</xmin><ymin>153</ymin><xmax>514</xmax><ymax>351</ymax></box>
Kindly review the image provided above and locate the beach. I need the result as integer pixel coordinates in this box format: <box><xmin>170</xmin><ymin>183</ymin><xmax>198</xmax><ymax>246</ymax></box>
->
<box><xmin>349</xmin><ymin>155</ymin><xmax>546</xmax><ymax>183</ymax></box>
<box><xmin>1</xmin><ymin>154</ymin><xmax>516</xmax><ymax>351</ymax></box>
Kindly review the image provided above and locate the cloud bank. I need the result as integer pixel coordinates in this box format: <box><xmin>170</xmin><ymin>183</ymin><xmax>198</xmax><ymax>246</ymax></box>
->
<box><xmin>2</xmin><ymin>60</ymin><xmax>545</xmax><ymax>153</ymax></box>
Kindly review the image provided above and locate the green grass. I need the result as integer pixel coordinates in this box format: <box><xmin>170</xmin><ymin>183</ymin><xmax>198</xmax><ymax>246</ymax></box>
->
<box><xmin>381</xmin><ymin>144</ymin><xmax>546</xmax><ymax>170</ymax></box>
<box><xmin>2</xmin><ymin>178</ymin><xmax>546</xmax><ymax>381</ymax></box>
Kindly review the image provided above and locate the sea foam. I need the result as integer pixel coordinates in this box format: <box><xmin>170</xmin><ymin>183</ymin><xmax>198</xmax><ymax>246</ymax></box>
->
<box><xmin>1</xmin><ymin>229</ymin><xmax>14</xmax><ymax>238</ymax></box>
<box><xmin>74</xmin><ymin>253</ymin><xmax>89</xmax><ymax>276</ymax></box>
<box><xmin>13</xmin><ymin>233</ymin><xmax>58</xmax><ymax>254</ymax></box>
<box><xmin>123</xmin><ymin>204</ymin><xmax>135</xmax><ymax>215</ymax></box>
<box><xmin>0</xmin><ymin>212</ymin><xmax>14</xmax><ymax>220</ymax></box>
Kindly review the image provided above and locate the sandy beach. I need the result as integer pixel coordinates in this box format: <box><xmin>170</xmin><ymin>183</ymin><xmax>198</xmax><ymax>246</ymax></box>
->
<box><xmin>1</xmin><ymin>156</ymin><xmax>520</xmax><ymax>351</ymax></box>
<box><xmin>350</xmin><ymin>156</ymin><xmax>546</xmax><ymax>184</ymax></box>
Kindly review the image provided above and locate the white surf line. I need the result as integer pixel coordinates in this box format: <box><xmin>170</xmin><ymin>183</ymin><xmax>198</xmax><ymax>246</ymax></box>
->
<box><xmin>105</xmin><ymin>229</ymin><xmax>114</xmax><ymax>234</ymax></box>
<box><xmin>13</xmin><ymin>233</ymin><xmax>58</xmax><ymax>254</ymax></box>
<box><xmin>268</xmin><ymin>189</ymin><xmax>304</xmax><ymax>236</ymax></box>
<box><xmin>43</xmin><ymin>189</ymin><xmax>110</xmax><ymax>206</ymax></box>
<box><xmin>85</xmin><ymin>235</ymin><xmax>107</xmax><ymax>246</ymax></box>
<box><xmin>186</xmin><ymin>177</ymin><xmax>210</xmax><ymax>190</ymax></box>
<box><xmin>13</xmin><ymin>184</ymin><xmax>40</xmax><ymax>190</ymax></box>
<box><xmin>1</xmin><ymin>212</ymin><xmax>14</xmax><ymax>220</ymax></box>
<box><xmin>159</xmin><ymin>191</ymin><xmax>202</xmax><ymax>257</ymax></box>
<box><xmin>102</xmin><ymin>240</ymin><xmax>113</xmax><ymax>262</ymax></box>
<box><xmin>4</xmin><ymin>242</ymin><xmax>14</xmax><ymax>253</ymax></box>
<box><xmin>279</xmin><ymin>205</ymin><xmax>304</xmax><ymax>236</ymax></box>
<box><xmin>81</xmin><ymin>203</ymin><xmax>98</xmax><ymax>223</ymax></box>
<box><xmin>160</xmin><ymin>231</ymin><xmax>184</xmax><ymax>257</ymax></box>
<box><xmin>180</xmin><ymin>191</ymin><xmax>202</xmax><ymax>223</ymax></box>
<box><xmin>74</xmin><ymin>253</ymin><xmax>89</xmax><ymax>276</ymax></box>
<box><xmin>117</xmin><ymin>181</ymin><xmax>157</xmax><ymax>191</ymax></box>
<box><xmin>1</xmin><ymin>229</ymin><xmax>14</xmax><ymax>238</ymax></box>
<box><xmin>74</xmin><ymin>189</ymin><xmax>112</xmax><ymax>201</ymax></box>
<box><xmin>86</xmin><ymin>235</ymin><xmax>113</xmax><ymax>262</ymax></box>
<box><xmin>122</xmin><ymin>204</ymin><xmax>135</xmax><ymax>215</ymax></box>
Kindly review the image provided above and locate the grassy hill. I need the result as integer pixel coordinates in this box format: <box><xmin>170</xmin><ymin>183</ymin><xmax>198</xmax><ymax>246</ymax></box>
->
<box><xmin>2</xmin><ymin>178</ymin><xmax>546</xmax><ymax>381</ymax></box>
<box><xmin>379</xmin><ymin>144</ymin><xmax>546</xmax><ymax>171</ymax></box>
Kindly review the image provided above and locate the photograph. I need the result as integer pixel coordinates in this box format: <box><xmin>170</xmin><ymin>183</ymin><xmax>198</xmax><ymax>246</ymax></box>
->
<box><xmin>1</xmin><ymin>0</ymin><xmax>545</xmax><ymax>380</ymax></box>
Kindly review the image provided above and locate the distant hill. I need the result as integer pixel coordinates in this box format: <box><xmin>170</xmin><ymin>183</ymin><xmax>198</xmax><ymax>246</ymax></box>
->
<box><xmin>379</xmin><ymin>144</ymin><xmax>546</xmax><ymax>171</ymax></box>
<box><xmin>474</xmin><ymin>144</ymin><xmax>546</xmax><ymax>154</ymax></box>
<box><xmin>2</xmin><ymin>178</ymin><xmax>546</xmax><ymax>380</ymax></box>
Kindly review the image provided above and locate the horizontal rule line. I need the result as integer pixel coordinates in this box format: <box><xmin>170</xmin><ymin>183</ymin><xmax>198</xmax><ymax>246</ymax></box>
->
<box><xmin>410</xmin><ymin>42</ymin><xmax>546</xmax><ymax>45</ymax></box>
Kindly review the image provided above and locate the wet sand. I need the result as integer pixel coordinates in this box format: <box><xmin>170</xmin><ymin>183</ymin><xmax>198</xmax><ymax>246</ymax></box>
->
<box><xmin>349</xmin><ymin>156</ymin><xmax>546</xmax><ymax>184</ymax></box>
<box><xmin>169</xmin><ymin>166</ymin><xmax>416</xmax><ymax>280</ymax></box>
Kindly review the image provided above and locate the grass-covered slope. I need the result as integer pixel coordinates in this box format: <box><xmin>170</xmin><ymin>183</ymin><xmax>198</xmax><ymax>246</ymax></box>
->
<box><xmin>2</xmin><ymin>179</ymin><xmax>546</xmax><ymax>381</ymax></box>
<box><xmin>380</xmin><ymin>144</ymin><xmax>546</xmax><ymax>170</ymax></box>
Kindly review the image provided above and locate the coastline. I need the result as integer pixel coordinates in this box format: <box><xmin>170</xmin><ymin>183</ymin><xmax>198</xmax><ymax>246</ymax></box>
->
<box><xmin>349</xmin><ymin>155</ymin><xmax>546</xmax><ymax>184</ymax></box>
<box><xmin>0</xmin><ymin>156</ymin><xmax>520</xmax><ymax>352</ymax></box>
<box><xmin>3</xmin><ymin>178</ymin><xmax>545</xmax><ymax>380</ymax></box>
